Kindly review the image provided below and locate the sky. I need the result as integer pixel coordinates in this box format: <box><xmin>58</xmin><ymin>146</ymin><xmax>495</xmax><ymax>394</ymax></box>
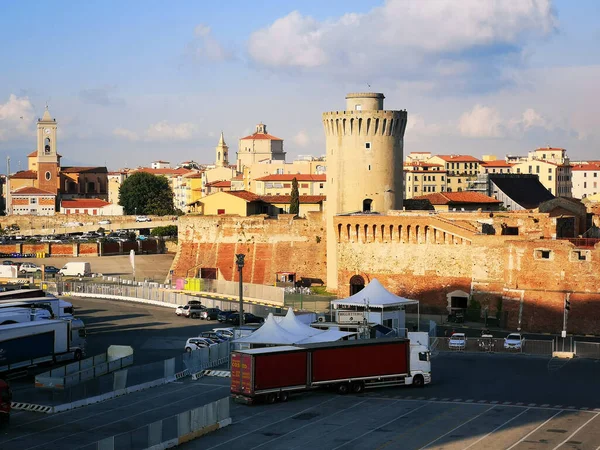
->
<box><xmin>0</xmin><ymin>0</ymin><xmax>599</xmax><ymax>171</ymax></box>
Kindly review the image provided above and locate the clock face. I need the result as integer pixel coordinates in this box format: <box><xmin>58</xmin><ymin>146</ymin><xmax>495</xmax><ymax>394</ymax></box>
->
<box><xmin>44</xmin><ymin>128</ymin><xmax>51</xmax><ymax>135</ymax></box>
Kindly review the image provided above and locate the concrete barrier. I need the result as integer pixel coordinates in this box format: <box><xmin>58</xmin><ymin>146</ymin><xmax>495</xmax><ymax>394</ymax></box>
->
<box><xmin>91</xmin><ymin>397</ymin><xmax>231</xmax><ymax>450</ymax></box>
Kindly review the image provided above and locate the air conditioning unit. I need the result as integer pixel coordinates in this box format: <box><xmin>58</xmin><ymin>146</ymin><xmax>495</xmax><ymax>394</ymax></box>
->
<box><xmin>317</xmin><ymin>315</ymin><xmax>326</xmax><ymax>323</ymax></box>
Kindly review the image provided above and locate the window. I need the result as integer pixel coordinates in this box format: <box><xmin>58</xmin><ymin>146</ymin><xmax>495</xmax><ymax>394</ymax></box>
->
<box><xmin>595</xmin><ymin>173</ymin><xmax>598</xmax><ymax>178</ymax></box>
<box><xmin>548</xmin><ymin>168</ymin><xmax>552</xmax><ymax>173</ymax></box>
<box><xmin>584</xmin><ymin>173</ymin><xmax>587</xmax><ymax>177</ymax></box>
<box><xmin>572</xmin><ymin>250</ymin><xmax>589</xmax><ymax>261</ymax></box>
<box><xmin>549</xmin><ymin>176</ymin><xmax>552</xmax><ymax>181</ymax></box>
<box><xmin>217</xmin><ymin>209</ymin><xmax>225</xmax><ymax>215</ymax></box>
<box><xmin>355</xmin><ymin>104</ymin><xmax>362</xmax><ymax>111</ymax></box>
<box><xmin>368</xmin><ymin>165</ymin><xmax>371</xmax><ymax>171</ymax></box>
<box><xmin>365</xmin><ymin>142</ymin><xmax>371</xmax><ymax>149</ymax></box>
<box><xmin>283</xmin><ymin>183</ymin><xmax>291</xmax><ymax>188</ymax></box>
<box><xmin>45</xmin><ymin>171</ymin><xmax>51</xmax><ymax>181</ymax></box>
<box><xmin>535</xmin><ymin>249</ymin><xmax>551</xmax><ymax>259</ymax></box>
<box><xmin>301</xmin><ymin>183</ymin><xmax>308</xmax><ymax>188</ymax></box>
<box><xmin>516</xmin><ymin>168</ymin><xmax>521</xmax><ymax>173</ymax></box>
<box><xmin>528</xmin><ymin>165</ymin><xmax>532</xmax><ymax>174</ymax></box>
<box><xmin>30</xmin><ymin>197</ymin><xmax>37</xmax><ymax>204</ymax></box>
<box><xmin>536</xmin><ymin>166</ymin><xmax>540</xmax><ymax>174</ymax></box>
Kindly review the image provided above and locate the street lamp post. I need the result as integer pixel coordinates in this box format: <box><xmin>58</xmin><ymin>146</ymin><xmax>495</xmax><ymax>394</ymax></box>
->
<box><xmin>236</xmin><ymin>254</ymin><xmax>245</xmax><ymax>326</ymax></box>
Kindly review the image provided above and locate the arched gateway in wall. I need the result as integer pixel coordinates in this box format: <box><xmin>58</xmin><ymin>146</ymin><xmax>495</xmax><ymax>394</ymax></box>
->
<box><xmin>349</xmin><ymin>275</ymin><xmax>365</xmax><ymax>296</ymax></box>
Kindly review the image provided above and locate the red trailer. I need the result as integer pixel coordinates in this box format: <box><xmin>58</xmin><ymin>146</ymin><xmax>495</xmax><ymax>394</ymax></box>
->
<box><xmin>0</xmin><ymin>379</ymin><xmax>12</xmax><ymax>425</ymax></box>
<box><xmin>231</xmin><ymin>338</ymin><xmax>416</xmax><ymax>404</ymax></box>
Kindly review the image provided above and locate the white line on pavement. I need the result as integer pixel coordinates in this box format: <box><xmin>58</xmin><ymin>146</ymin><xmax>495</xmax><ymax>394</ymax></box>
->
<box><xmin>505</xmin><ymin>410</ymin><xmax>563</xmax><ymax>450</ymax></box>
<box><xmin>418</xmin><ymin>405</ymin><xmax>495</xmax><ymax>450</ymax></box>
<box><xmin>552</xmin><ymin>412</ymin><xmax>599</xmax><ymax>450</ymax></box>
<box><xmin>204</xmin><ymin>396</ymin><xmax>339</xmax><ymax>450</ymax></box>
<box><xmin>20</xmin><ymin>386</ymin><xmax>226</xmax><ymax>450</ymax></box>
<box><xmin>249</xmin><ymin>400</ymin><xmax>368</xmax><ymax>450</ymax></box>
<box><xmin>331</xmin><ymin>402</ymin><xmax>431</xmax><ymax>450</ymax></box>
<box><xmin>461</xmin><ymin>408</ymin><xmax>530</xmax><ymax>450</ymax></box>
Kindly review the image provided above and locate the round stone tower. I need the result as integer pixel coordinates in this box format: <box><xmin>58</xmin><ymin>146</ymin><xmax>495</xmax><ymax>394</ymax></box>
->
<box><xmin>323</xmin><ymin>93</ymin><xmax>407</xmax><ymax>290</ymax></box>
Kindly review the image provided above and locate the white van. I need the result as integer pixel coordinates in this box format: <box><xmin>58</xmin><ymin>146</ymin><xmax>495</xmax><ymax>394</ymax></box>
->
<box><xmin>59</xmin><ymin>262</ymin><xmax>91</xmax><ymax>277</ymax></box>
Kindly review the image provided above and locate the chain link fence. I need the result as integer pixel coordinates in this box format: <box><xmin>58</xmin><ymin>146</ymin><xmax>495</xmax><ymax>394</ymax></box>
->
<box><xmin>574</xmin><ymin>341</ymin><xmax>600</xmax><ymax>359</ymax></box>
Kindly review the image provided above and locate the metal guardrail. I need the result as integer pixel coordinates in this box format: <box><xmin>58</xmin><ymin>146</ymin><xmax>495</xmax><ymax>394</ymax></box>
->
<box><xmin>433</xmin><ymin>337</ymin><xmax>555</xmax><ymax>356</ymax></box>
<box><xmin>574</xmin><ymin>341</ymin><xmax>600</xmax><ymax>359</ymax></box>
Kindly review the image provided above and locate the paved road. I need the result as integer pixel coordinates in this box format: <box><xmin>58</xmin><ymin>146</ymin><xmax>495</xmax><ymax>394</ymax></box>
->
<box><xmin>191</xmin><ymin>393</ymin><xmax>600</xmax><ymax>450</ymax></box>
<box><xmin>1</xmin><ymin>377</ymin><xmax>230</xmax><ymax>450</ymax></box>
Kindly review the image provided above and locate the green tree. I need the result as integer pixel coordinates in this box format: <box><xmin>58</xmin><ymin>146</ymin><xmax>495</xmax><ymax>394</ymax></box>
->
<box><xmin>151</xmin><ymin>225</ymin><xmax>178</xmax><ymax>237</ymax></box>
<box><xmin>289</xmin><ymin>177</ymin><xmax>300</xmax><ymax>215</ymax></box>
<box><xmin>119</xmin><ymin>172</ymin><xmax>176</xmax><ymax>216</ymax></box>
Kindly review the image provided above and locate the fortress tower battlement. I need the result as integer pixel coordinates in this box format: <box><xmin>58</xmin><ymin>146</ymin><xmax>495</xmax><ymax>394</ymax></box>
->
<box><xmin>323</xmin><ymin>93</ymin><xmax>407</xmax><ymax>289</ymax></box>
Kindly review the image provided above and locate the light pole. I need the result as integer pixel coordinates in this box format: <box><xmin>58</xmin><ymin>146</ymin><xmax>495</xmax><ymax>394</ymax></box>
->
<box><xmin>236</xmin><ymin>254</ymin><xmax>245</xmax><ymax>326</ymax></box>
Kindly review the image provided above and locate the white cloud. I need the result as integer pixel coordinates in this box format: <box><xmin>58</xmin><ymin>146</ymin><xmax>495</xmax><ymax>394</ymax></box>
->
<box><xmin>186</xmin><ymin>24</ymin><xmax>234</xmax><ymax>62</ymax></box>
<box><xmin>292</xmin><ymin>130</ymin><xmax>311</xmax><ymax>147</ymax></box>
<box><xmin>458</xmin><ymin>104</ymin><xmax>554</xmax><ymax>139</ymax></box>
<box><xmin>114</xmin><ymin>121</ymin><xmax>198</xmax><ymax>142</ymax></box>
<box><xmin>405</xmin><ymin>113</ymin><xmax>444</xmax><ymax>137</ymax></box>
<box><xmin>113</xmin><ymin>127</ymin><xmax>140</xmax><ymax>141</ymax></box>
<box><xmin>458</xmin><ymin>105</ymin><xmax>505</xmax><ymax>138</ymax></box>
<box><xmin>247</xmin><ymin>0</ymin><xmax>556</xmax><ymax>90</ymax></box>
<box><xmin>0</xmin><ymin>94</ymin><xmax>35</xmax><ymax>140</ymax></box>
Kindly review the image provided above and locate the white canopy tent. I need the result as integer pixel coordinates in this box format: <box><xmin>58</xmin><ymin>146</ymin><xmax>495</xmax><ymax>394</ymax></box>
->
<box><xmin>331</xmin><ymin>278</ymin><xmax>420</xmax><ymax>330</ymax></box>
<box><xmin>235</xmin><ymin>309</ymin><xmax>355</xmax><ymax>345</ymax></box>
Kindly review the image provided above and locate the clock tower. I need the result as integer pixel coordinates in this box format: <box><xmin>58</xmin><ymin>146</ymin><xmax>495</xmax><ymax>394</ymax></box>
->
<box><xmin>36</xmin><ymin>106</ymin><xmax>60</xmax><ymax>195</ymax></box>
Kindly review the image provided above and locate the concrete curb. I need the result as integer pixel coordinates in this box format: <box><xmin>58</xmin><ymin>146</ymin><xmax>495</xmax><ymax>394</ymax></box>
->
<box><xmin>11</xmin><ymin>402</ymin><xmax>53</xmax><ymax>413</ymax></box>
<box><xmin>178</xmin><ymin>417</ymin><xmax>232</xmax><ymax>445</ymax></box>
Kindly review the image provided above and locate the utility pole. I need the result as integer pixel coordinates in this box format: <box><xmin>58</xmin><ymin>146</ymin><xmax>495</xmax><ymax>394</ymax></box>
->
<box><xmin>236</xmin><ymin>254</ymin><xmax>245</xmax><ymax>326</ymax></box>
<box><xmin>562</xmin><ymin>293</ymin><xmax>571</xmax><ymax>351</ymax></box>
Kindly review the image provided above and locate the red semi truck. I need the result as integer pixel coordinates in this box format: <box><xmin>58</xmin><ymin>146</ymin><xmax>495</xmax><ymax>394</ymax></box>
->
<box><xmin>231</xmin><ymin>338</ymin><xmax>431</xmax><ymax>404</ymax></box>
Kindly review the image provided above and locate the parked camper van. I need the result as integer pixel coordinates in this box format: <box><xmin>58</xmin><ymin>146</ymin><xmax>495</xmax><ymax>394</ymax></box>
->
<box><xmin>59</xmin><ymin>262</ymin><xmax>91</xmax><ymax>277</ymax></box>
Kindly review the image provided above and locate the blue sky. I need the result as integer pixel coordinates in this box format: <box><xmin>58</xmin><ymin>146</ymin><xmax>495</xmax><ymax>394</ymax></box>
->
<box><xmin>0</xmin><ymin>0</ymin><xmax>599</xmax><ymax>170</ymax></box>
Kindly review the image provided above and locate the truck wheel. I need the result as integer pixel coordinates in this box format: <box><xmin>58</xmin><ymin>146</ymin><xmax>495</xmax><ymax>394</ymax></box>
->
<box><xmin>351</xmin><ymin>381</ymin><xmax>365</xmax><ymax>394</ymax></box>
<box><xmin>413</xmin><ymin>375</ymin><xmax>425</xmax><ymax>388</ymax></box>
<box><xmin>77</xmin><ymin>273</ymin><xmax>82</xmax><ymax>277</ymax></box>
<box><xmin>279</xmin><ymin>392</ymin><xmax>289</xmax><ymax>402</ymax></box>
<box><xmin>265</xmin><ymin>393</ymin><xmax>277</xmax><ymax>404</ymax></box>
<box><xmin>337</xmin><ymin>383</ymin><xmax>350</xmax><ymax>395</ymax></box>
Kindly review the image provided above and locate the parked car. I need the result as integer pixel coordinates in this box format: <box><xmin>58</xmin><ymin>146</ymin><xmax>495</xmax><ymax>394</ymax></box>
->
<box><xmin>98</xmin><ymin>219</ymin><xmax>111</xmax><ymax>225</ymax></box>
<box><xmin>217</xmin><ymin>310</ymin><xmax>237</xmax><ymax>322</ymax></box>
<box><xmin>183</xmin><ymin>304</ymin><xmax>206</xmax><ymax>319</ymax></box>
<box><xmin>504</xmin><ymin>333</ymin><xmax>523</xmax><ymax>350</ymax></box>
<box><xmin>175</xmin><ymin>301</ymin><xmax>203</xmax><ymax>316</ymax></box>
<box><xmin>227</xmin><ymin>313</ymin><xmax>265</xmax><ymax>326</ymax></box>
<box><xmin>184</xmin><ymin>337</ymin><xmax>216</xmax><ymax>352</ymax></box>
<box><xmin>135</xmin><ymin>216</ymin><xmax>151</xmax><ymax>222</ymax></box>
<box><xmin>199</xmin><ymin>331</ymin><xmax>228</xmax><ymax>342</ymax></box>
<box><xmin>43</xmin><ymin>266</ymin><xmax>60</xmax><ymax>275</ymax></box>
<box><xmin>200</xmin><ymin>308</ymin><xmax>221</xmax><ymax>320</ymax></box>
<box><xmin>448</xmin><ymin>333</ymin><xmax>467</xmax><ymax>350</ymax></box>
<box><xmin>212</xmin><ymin>328</ymin><xmax>234</xmax><ymax>339</ymax></box>
<box><xmin>64</xmin><ymin>222</ymin><xmax>84</xmax><ymax>227</ymax></box>
<box><xmin>19</xmin><ymin>263</ymin><xmax>41</xmax><ymax>274</ymax></box>
<box><xmin>175</xmin><ymin>305</ymin><xmax>186</xmax><ymax>316</ymax></box>
<box><xmin>2</xmin><ymin>261</ymin><xmax>18</xmax><ymax>267</ymax></box>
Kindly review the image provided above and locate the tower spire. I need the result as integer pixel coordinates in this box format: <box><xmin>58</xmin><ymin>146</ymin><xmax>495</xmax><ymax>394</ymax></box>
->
<box><xmin>215</xmin><ymin>131</ymin><xmax>229</xmax><ymax>167</ymax></box>
<box><xmin>41</xmin><ymin>104</ymin><xmax>52</xmax><ymax>122</ymax></box>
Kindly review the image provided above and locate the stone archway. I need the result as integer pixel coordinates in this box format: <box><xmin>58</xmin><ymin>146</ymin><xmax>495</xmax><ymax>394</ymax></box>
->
<box><xmin>349</xmin><ymin>275</ymin><xmax>365</xmax><ymax>296</ymax></box>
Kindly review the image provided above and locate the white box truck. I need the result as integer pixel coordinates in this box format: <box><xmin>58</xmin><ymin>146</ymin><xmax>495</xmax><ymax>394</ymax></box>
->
<box><xmin>0</xmin><ymin>319</ymin><xmax>86</xmax><ymax>373</ymax></box>
<box><xmin>0</xmin><ymin>307</ymin><xmax>52</xmax><ymax>325</ymax></box>
<box><xmin>0</xmin><ymin>297</ymin><xmax>74</xmax><ymax>319</ymax></box>
<box><xmin>0</xmin><ymin>266</ymin><xmax>18</xmax><ymax>279</ymax></box>
<box><xmin>58</xmin><ymin>262</ymin><xmax>91</xmax><ymax>277</ymax></box>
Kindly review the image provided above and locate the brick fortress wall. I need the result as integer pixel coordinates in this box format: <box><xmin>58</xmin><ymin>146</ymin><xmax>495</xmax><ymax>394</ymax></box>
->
<box><xmin>171</xmin><ymin>213</ymin><xmax>327</xmax><ymax>285</ymax></box>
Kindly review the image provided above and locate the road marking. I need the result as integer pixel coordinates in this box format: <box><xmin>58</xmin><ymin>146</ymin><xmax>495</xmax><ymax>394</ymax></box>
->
<box><xmin>461</xmin><ymin>408</ymin><xmax>530</xmax><ymax>450</ymax></box>
<box><xmin>418</xmin><ymin>405</ymin><xmax>496</xmax><ymax>449</ymax></box>
<box><xmin>249</xmin><ymin>400</ymin><xmax>368</xmax><ymax>450</ymax></box>
<box><xmin>17</xmin><ymin>385</ymin><xmax>227</xmax><ymax>450</ymax></box>
<box><xmin>505</xmin><ymin>410</ymin><xmax>563</xmax><ymax>450</ymax></box>
<box><xmin>330</xmin><ymin>402</ymin><xmax>430</xmax><ymax>450</ymax></box>
<box><xmin>205</xmin><ymin>396</ymin><xmax>339</xmax><ymax>450</ymax></box>
<box><xmin>552</xmin><ymin>412</ymin><xmax>599</xmax><ymax>450</ymax></box>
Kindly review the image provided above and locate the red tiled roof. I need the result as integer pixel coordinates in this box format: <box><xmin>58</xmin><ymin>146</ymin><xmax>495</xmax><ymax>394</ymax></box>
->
<box><xmin>260</xmin><ymin>195</ymin><xmax>326</xmax><ymax>204</ymax></box>
<box><xmin>240</xmin><ymin>132</ymin><xmax>283</xmax><ymax>141</ymax></box>
<box><xmin>134</xmin><ymin>167</ymin><xmax>191</xmax><ymax>176</ymax></box>
<box><xmin>10</xmin><ymin>170</ymin><xmax>37</xmax><ymax>179</ymax></box>
<box><xmin>572</xmin><ymin>163</ymin><xmax>600</xmax><ymax>171</ymax></box>
<box><xmin>223</xmin><ymin>190</ymin><xmax>263</xmax><ymax>202</ymax></box>
<box><xmin>61</xmin><ymin>199</ymin><xmax>111</xmax><ymax>208</ymax></box>
<box><xmin>434</xmin><ymin>155</ymin><xmax>481</xmax><ymax>163</ymax></box>
<box><xmin>11</xmin><ymin>186</ymin><xmax>55</xmax><ymax>196</ymax></box>
<box><xmin>61</xmin><ymin>166</ymin><xmax>108</xmax><ymax>173</ymax></box>
<box><xmin>184</xmin><ymin>172</ymin><xmax>204</xmax><ymax>179</ymax></box>
<box><xmin>207</xmin><ymin>180</ymin><xmax>231</xmax><ymax>188</ymax></box>
<box><xmin>255</xmin><ymin>174</ymin><xmax>326</xmax><ymax>182</ymax></box>
<box><xmin>481</xmin><ymin>161</ymin><xmax>514</xmax><ymax>168</ymax></box>
<box><xmin>404</xmin><ymin>162</ymin><xmax>444</xmax><ymax>168</ymax></box>
<box><xmin>413</xmin><ymin>192</ymin><xmax>501</xmax><ymax>205</ymax></box>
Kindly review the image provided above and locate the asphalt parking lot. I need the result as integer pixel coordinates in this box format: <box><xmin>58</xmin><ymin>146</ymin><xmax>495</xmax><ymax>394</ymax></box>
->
<box><xmin>190</xmin><ymin>393</ymin><xmax>600</xmax><ymax>450</ymax></box>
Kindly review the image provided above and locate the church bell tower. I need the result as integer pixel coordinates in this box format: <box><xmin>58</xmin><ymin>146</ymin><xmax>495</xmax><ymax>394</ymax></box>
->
<box><xmin>36</xmin><ymin>106</ymin><xmax>60</xmax><ymax>195</ymax></box>
<box><xmin>215</xmin><ymin>132</ymin><xmax>229</xmax><ymax>167</ymax></box>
